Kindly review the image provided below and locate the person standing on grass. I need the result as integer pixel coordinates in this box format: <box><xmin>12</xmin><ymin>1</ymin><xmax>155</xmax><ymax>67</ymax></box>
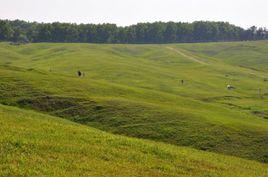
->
<box><xmin>77</xmin><ymin>70</ymin><xmax>82</xmax><ymax>77</ymax></box>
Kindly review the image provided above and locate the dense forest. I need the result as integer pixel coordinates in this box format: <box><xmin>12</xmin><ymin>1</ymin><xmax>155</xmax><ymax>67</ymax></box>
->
<box><xmin>0</xmin><ymin>19</ymin><xmax>267</xmax><ymax>43</ymax></box>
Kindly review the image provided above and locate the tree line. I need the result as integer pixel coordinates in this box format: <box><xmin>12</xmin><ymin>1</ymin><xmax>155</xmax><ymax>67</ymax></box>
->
<box><xmin>0</xmin><ymin>19</ymin><xmax>267</xmax><ymax>44</ymax></box>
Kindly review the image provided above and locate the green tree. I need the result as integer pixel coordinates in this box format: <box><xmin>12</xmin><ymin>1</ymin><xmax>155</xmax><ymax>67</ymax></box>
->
<box><xmin>0</xmin><ymin>20</ymin><xmax>13</xmax><ymax>41</ymax></box>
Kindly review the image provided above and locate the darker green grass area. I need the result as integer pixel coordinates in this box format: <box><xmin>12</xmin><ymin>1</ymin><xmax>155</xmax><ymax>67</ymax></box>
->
<box><xmin>0</xmin><ymin>41</ymin><xmax>268</xmax><ymax>164</ymax></box>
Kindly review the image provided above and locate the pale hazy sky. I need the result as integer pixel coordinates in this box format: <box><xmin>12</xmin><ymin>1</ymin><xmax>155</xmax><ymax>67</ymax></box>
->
<box><xmin>0</xmin><ymin>0</ymin><xmax>267</xmax><ymax>28</ymax></box>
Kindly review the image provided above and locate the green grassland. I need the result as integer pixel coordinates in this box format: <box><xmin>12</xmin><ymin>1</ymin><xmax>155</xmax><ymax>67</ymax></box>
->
<box><xmin>0</xmin><ymin>41</ymin><xmax>267</xmax><ymax>170</ymax></box>
<box><xmin>1</xmin><ymin>104</ymin><xmax>267</xmax><ymax>177</ymax></box>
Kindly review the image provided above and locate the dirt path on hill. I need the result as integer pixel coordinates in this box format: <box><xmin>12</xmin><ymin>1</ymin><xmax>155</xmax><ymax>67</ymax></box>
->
<box><xmin>166</xmin><ymin>47</ymin><xmax>206</xmax><ymax>64</ymax></box>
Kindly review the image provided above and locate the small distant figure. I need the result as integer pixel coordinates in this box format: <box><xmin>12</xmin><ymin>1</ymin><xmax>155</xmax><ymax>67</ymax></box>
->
<box><xmin>227</xmin><ymin>84</ymin><xmax>235</xmax><ymax>90</ymax></box>
<box><xmin>77</xmin><ymin>70</ymin><xmax>82</xmax><ymax>77</ymax></box>
<box><xmin>259</xmin><ymin>88</ymin><xmax>263</xmax><ymax>99</ymax></box>
<box><xmin>181</xmin><ymin>80</ymin><xmax>184</xmax><ymax>85</ymax></box>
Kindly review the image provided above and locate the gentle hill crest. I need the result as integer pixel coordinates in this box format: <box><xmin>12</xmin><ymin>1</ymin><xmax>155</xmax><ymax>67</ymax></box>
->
<box><xmin>0</xmin><ymin>104</ymin><xmax>267</xmax><ymax>177</ymax></box>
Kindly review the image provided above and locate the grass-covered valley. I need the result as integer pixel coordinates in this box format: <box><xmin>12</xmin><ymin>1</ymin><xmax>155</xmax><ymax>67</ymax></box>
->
<box><xmin>0</xmin><ymin>41</ymin><xmax>268</xmax><ymax>176</ymax></box>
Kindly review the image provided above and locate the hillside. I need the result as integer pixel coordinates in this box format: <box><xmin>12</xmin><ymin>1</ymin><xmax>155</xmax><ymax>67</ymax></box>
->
<box><xmin>179</xmin><ymin>40</ymin><xmax>268</xmax><ymax>71</ymax></box>
<box><xmin>0</xmin><ymin>41</ymin><xmax>267</xmax><ymax>164</ymax></box>
<box><xmin>0</xmin><ymin>104</ymin><xmax>267</xmax><ymax>176</ymax></box>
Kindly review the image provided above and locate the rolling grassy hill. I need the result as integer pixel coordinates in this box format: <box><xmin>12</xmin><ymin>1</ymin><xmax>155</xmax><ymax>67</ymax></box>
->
<box><xmin>0</xmin><ymin>104</ymin><xmax>267</xmax><ymax>177</ymax></box>
<box><xmin>0</xmin><ymin>41</ymin><xmax>267</xmax><ymax>167</ymax></box>
<box><xmin>179</xmin><ymin>41</ymin><xmax>268</xmax><ymax>71</ymax></box>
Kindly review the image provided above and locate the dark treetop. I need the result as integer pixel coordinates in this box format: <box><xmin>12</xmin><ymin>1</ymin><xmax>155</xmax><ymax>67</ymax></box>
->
<box><xmin>0</xmin><ymin>19</ymin><xmax>267</xmax><ymax>43</ymax></box>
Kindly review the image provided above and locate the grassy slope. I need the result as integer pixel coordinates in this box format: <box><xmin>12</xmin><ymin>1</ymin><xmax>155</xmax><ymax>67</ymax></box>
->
<box><xmin>0</xmin><ymin>42</ymin><xmax>267</xmax><ymax>163</ymax></box>
<box><xmin>179</xmin><ymin>40</ymin><xmax>268</xmax><ymax>71</ymax></box>
<box><xmin>0</xmin><ymin>104</ymin><xmax>267</xmax><ymax>177</ymax></box>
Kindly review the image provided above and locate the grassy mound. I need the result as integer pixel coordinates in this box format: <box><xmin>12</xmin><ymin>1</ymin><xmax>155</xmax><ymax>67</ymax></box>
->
<box><xmin>0</xmin><ymin>104</ymin><xmax>267</xmax><ymax>177</ymax></box>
